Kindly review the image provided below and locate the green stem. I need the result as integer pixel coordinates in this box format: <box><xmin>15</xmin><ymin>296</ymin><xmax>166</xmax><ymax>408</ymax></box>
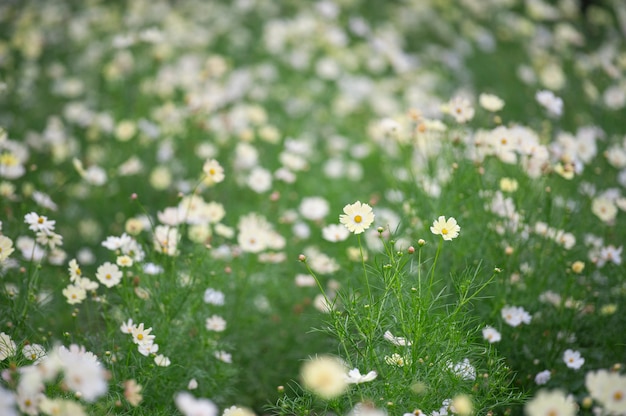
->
<box><xmin>357</xmin><ymin>234</ymin><xmax>372</xmax><ymax>305</ymax></box>
<box><xmin>428</xmin><ymin>238</ymin><xmax>443</xmax><ymax>297</ymax></box>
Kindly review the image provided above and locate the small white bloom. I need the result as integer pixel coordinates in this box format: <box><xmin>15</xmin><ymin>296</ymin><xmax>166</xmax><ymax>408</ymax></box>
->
<box><xmin>535</xmin><ymin>370</ymin><xmax>551</xmax><ymax>385</ymax></box>
<box><xmin>154</xmin><ymin>354</ymin><xmax>171</xmax><ymax>367</ymax></box>
<box><xmin>536</xmin><ymin>90</ymin><xmax>563</xmax><ymax>117</ymax></box>
<box><xmin>482</xmin><ymin>326</ymin><xmax>501</xmax><ymax>343</ymax></box>
<box><xmin>383</xmin><ymin>330</ymin><xmax>412</xmax><ymax>346</ymax></box>
<box><xmin>563</xmin><ymin>349</ymin><xmax>584</xmax><ymax>370</ymax></box>
<box><xmin>345</xmin><ymin>368</ymin><xmax>378</xmax><ymax>384</ymax></box>
<box><xmin>205</xmin><ymin>315</ymin><xmax>227</xmax><ymax>332</ymax></box>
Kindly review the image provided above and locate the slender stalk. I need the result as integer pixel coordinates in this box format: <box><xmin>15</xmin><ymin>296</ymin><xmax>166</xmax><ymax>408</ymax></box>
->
<box><xmin>428</xmin><ymin>238</ymin><xmax>443</xmax><ymax>297</ymax></box>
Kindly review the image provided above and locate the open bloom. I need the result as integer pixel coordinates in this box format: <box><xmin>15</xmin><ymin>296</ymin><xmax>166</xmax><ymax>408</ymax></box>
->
<box><xmin>301</xmin><ymin>355</ymin><xmax>349</xmax><ymax>399</ymax></box>
<box><xmin>482</xmin><ymin>326</ymin><xmax>501</xmax><ymax>343</ymax></box>
<box><xmin>339</xmin><ymin>201</ymin><xmax>375</xmax><ymax>234</ymax></box>
<box><xmin>175</xmin><ymin>392</ymin><xmax>218</xmax><ymax>416</ymax></box>
<box><xmin>24</xmin><ymin>212</ymin><xmax>56</xmax><ymax>234</ymax></box>
<box><xmin>501</xmin><ymin>305</ymin><xmax>532</xmax><ymax>327</ymax></box>
<box><xmin>563</xmin><ymin>349</ymin><xmax>584</xmax><ymax>370</ymax></box>
<box><xmin>96</xmin><ymin>262</ymin><xmax>123</xmax><ymax>288</ymax></box>
<box><xmin>345</xmin><ymin>368</ymin><xmax>378</xmax><ymax>384</ymax></box>
<box><xmin>536</xmin><ymin>90</ymin><xmax>563</xmax><ymax>117</ymax></box>
<box><xmin>131</xmin><ymin>323</ymin><xmax>156</xmax><ymax>346</ymax></box>
<box><xmin>524</xmin><ymin>389</ymin><xmax>576</xmax><ymax>416</ymax></box>
<box><xmin>586</xmin><ymin>369</ymin><xmax>626</xmax><ymax>414</ymax></box>
<box><xmin>430</xmin><ymin>216</ymin><xmax>460</xmax><ymax>241</ymax></box>
<box><xmin>202</xmin><ymin>159</ymin><xmax>225</xmax><ymax>185</ymax></box>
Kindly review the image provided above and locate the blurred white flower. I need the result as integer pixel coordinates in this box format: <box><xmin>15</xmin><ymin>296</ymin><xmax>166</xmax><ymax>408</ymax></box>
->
<box><xmin>536</xmin><ymin>90</ymin><xmax>563</xmax><ymax>117</ymax></box>
<box><xmin>345</xmin><ymin>368</ymin><xmax>377</xmax><ymax>384</ymax></box>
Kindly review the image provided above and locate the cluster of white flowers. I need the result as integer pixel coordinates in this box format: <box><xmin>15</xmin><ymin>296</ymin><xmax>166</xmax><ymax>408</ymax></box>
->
<box><xmin>62</xmin><ymin>258</ymin><xmax>98</xmax><ymax>305</ymax></box>
<box><xmin>22</xmin><ymin>212</ymin><xmax>65</xmax><ymax>261</ymax></box>
<box><xmin>237</xmin><ymin>212</ymin><xmax>285</xmax><ymax>254</ymax></box>
<box><xmin>121</xmin><ymin>319</ymin><xmax>170</xmax><ymax>366</ymax></box>
<box><xmin>0</xmin><ymin>342</ymin><xmax>107</xmax><ymax>414</ymax></box>
<box><xmin>101</xmin><ymin>232</ymin><xmax>146</xmax><ymax>262</ymax></box>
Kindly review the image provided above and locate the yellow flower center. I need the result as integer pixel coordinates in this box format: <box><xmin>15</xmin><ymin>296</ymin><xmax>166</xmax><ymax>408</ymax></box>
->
<box><xmin>71</xmin><ymin>294</ymin><xmax>77</xmax><ymax>299</ymax></box>
<box><xmin>38</xmin><ymin>217</ymin><xmax>44</xmax><ymax>224</ymax></box>
<box><xmin>76</xmin><ymin>268</ymin><xmax>81</xmax><ymax>275</ymax></box>
<box><xmin>354</xmin><ymin>215</ymin><xmax>362</xmax><ymax>223</ymax></box>
<box><xmin>441</xmin><ymin>228</ymin><xmax>448</xmax><ymax>235</ymax></box>
<box><xmin>0</xmin><ymin>152</ymin><xmax>18</xmax><ymax>166</ymax></box>
<box><xmin>501</xmin><ymin>138</ymin><xmax>507</xmax><ymax>145</ymax></box>
<box><xmin>547</xmin><ymin>410</ymin><xmax>557</xmax><ymax>416</ymax></box>
<box><xmin>209</xmin><ymin>168</ymin><xmax>216</xmax><ymax>175</ymax></box>
<box><xmin>614</xmin><ymin>391</ymin><xmax>623</xmax><ymax>401</ymax></box>
<box><xmin>31</xmin><ymin>353</ymin><xmax>37</xmax><ymax>359</ymax></box>
<box><xmin>106</xmin><ymin>274</ymin><xmax>111</xmax><ymax>280</ymax></box>
<box><xmin>137</xmin><ymin>334</ymin><xmax>143</xmax><ymax>340</ymax></box>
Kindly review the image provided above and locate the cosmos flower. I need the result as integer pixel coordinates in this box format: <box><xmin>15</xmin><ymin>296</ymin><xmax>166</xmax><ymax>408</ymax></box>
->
<box><xmin>430</xmin><ymin>216</ymin><xmax>460</xmax><ymax>241</ymax></box>
<box><xmin>301</xmin><ymin>355</ymin><xmax>348</xmax><ymax>399</ymax></box>
<box><xmin>339</xmin><ymin>201</ymin><xmax>375</xmax><ymax>234</ymax></box>
<box><xmin>524</xmin><ymin>389</ymin><xmax>576</xmax><ymax>416</ymax></box>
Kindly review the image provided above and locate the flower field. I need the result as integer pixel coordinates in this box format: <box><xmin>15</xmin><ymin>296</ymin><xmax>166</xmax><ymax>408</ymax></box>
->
<box><xmin>1</xmin><ymin>0</ymin><xmax>625</xmax><ymax>415</ymax></box>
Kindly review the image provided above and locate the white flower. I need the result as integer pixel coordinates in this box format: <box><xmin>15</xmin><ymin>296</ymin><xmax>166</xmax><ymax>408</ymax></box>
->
<box><xmin>131</xmin><ymin>323</ymin><xmax>156</xmax><ymax>346</ymax></box>
<box><xmin>301</xmin><ymin>355</ymin><xmax>348</xmax><ymax>399</ymax></box>
<box><xmin>535</xmin><ymin>370</ymin><xmax>551</xmax><ymax>385</ymax></box>
<box><xmin>58</xmin><ymin>346</ymin><xmax>108</xmax><ymax>402</ymax></box>
<box><xmin>339</xmin><ymin>201</ymin><xmax>375</xmax><ymax>234</ymax></box>
<box><xmin>322</xmin><ymin>224</ymin><xmax>350</xmax><ymax>242</ymax></box>
<box><xmin>536</xmin><ymin>90</ymin><xmax>563</xmax><ymax>117</ymax></box>
<box><xmin>448</xmin><ymin>358</ymin><xmax>476</xmax><ymax>381</ymax></box>
<box><xmin>22</xmin><ymin>344</ymin><xmax>46</xmax><ymax>363</ymax></box>
<box><xmin>96</xmin><ymin>262</ymin><xmax>123</xmax><ymax>288</ymax></box>
<box><xmin>563</xmin><ymin>349</ymin><xmax>584</xmax><ymax>370</ymax></box>
<box><xmin>524</xmin><ymin>389</ymin><xmax>576</xmax><ymax>416</ymax></box>
<box><xmin>62</xmin><ymin>284</ymin><xmax>87</xmax><ymax>305</ymax></box>
<box><xmin>0</xmin><ymin>236</ymin><xmax>15</xmax><ymax>262</ymax></box>
<box><xmin>345</xmin><ymin>368</ymin><xmax>378</xmax><ymax>384</ymax></box>
<box><xmin>430</xmin><ymin>216</ymin><xmax>461</xmax><ymax>241</ymax></box>
<box><xmin>501</xmin><ymin>305</ymin><xmax>532</xmax><ymax>327</ymax></box>
<box><xmin>203</xmin><ymin>288</ymin><xmax>225</xmax><ymax>305</ymax></box>
<box><xmin>479</xmin><ymin>93</ymin><xmax>505</xmax><ymax>112</ymax></box>
<box><xmin>586</xmin><ymin>369</ymin><xmax>626</xmax><ymax>414</ymax></box>
<box><xmin>202</xmin><ymin>159</ymin><xmax>225</xmax><ymax>185</ymax></box>
<box><xmin>384</xmin><ymin>353</ymin><xmax>411</xmax><ymax>367</ymax></box>
<box><xmin>222</xmin><ymin>405</ymin><xmax>256</xmax><ymax>416</ymax></box>
<box><xmin>24</xmin><ymin>212</ymin><xmax>56</xmax><ymax>234</ymax></box>
<box><xmin>0</xmin><ymin>386</ymin><xmax>17</xmax><ymax>416</ymax></box>
<box><xmin>383</xmin><ymin>330</ymin><xmax>412</xmax><ymax>346</ymax></box>
<box><xmin>482</xmin><ymin>326</ymin><xmax>501</xmax><ymax>343</ymax></box>
<box><xmin>0</xmin><ymin>332</ymin><xmax>16</xmax><ymax>360</ymax></box>
<box><xmin>246</xmin><ymin>167</ymin><xmax>272</xmax><ymax>193</ymax></box>
<box><xmin>120</xmin><ymin>318</ymin><xmax>135</xmax><ymax>334</ymax></box>
<box><xmin>153</xmin><ymin>225</ymin><xmax>180</xmax><ymax>256</ymax></box>
<box><xmin>101</xmin><ymin>233</ymin><xmax>132</xmax><ymax>251</ymax></box>
<box><xmin>154</xmin><ymin>354</ymin><xmax>171</xmax><ymax>367</ymax></box>
<box><xmin>445</xmin><ymin>96</ymin><xmax>475</xmax><ymax>123</ymax></box>
<box><xmin>299</xmin><ymin>197</ymin><xmax>330</xmax><ymax>221</ymax></box>
<box><xmin>214</xmin><ymin>350</ymin><xmax>232</xmax><ymax>364</ymax></box>
<box><xmin>175</xmin><ymin>392</ymin><xmax>218</xmax><ymax>416</ymax></box>
<box><xmin>138</xmin><ymin>342</ymin><xmax>159</xmax><ymax>357</ymax></box>
<box><xmin>205</xmin><ymin>315</ymin><xmax>227</xmax><ymax>332</ymax></box>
